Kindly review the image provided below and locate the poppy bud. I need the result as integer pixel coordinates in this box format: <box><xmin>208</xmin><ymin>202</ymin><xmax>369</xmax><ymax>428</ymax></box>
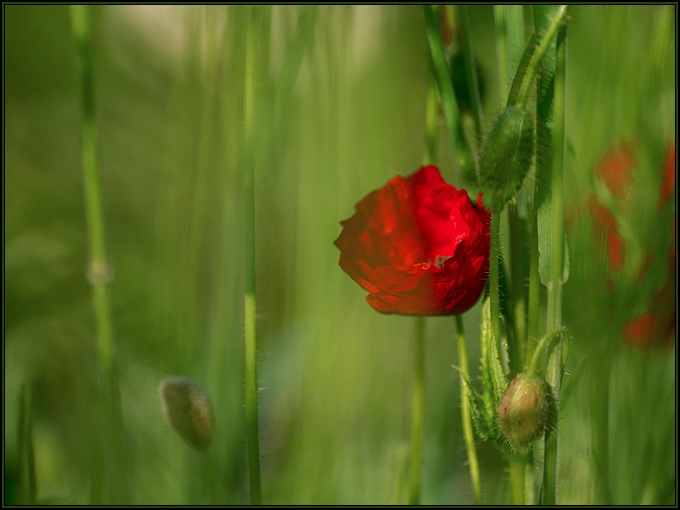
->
<box><xmin>498</xmin><ymin>373</ymin><xmax>549</xmax><ymax>452</ymax></box>
<box><xmin>159</xmin><ymin>376</ymin><xmax>214</xmax><ymax>451</ymax></box>
<box><xmin>479</xmin><ymin>106</ymin><xmax>535</xmax><ymax>212</ymax></box>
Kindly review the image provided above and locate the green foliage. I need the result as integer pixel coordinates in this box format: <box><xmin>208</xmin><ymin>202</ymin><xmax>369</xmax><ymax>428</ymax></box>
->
<box><xmin>3</xmin><ymin>5</ymin><xmax>675</xmax><ymax>505</ymax></box>
<box><xmin>460</xmin><ymin>298</ymin><xmax>506</xmax><ymax>446</ymax></box>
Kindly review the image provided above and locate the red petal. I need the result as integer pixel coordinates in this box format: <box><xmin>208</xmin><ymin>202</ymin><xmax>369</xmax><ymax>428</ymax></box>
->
<box><xmin>596</xmin><ymin>140</ymin><xmax>638</xmax><ymax>200</ymax></box>
<box><xmin>659</xmin><ymin>143</ymin><xmax>675</xmax><ymax>209</ymax></box>
<box><xmin>335</xmin><ymin>166</ymin><xmax>490</xmax><ymax>315</ymax></box>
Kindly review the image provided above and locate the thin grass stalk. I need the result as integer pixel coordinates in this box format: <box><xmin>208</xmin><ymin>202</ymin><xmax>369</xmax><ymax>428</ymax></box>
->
<box><xmin>17</xmin><ymin>383</ymin><xmax>37</xmax><ymax>504</ymax></box>
<box><xmin>458</xmin><ymin>6</ymin><xmax>484</xmax><ymax>142</ymax></box>
<box><xmin>408</xmin><ymin>316</ymin><xmax>426</xmax><ymax>505</ymax></box>
<box><xmin>499</xmin><ymin>6</ymin><xmax>529</xmax><ymax>374</ymax></box>
<box><xmin>490</xmin><ymin>211</ymin><xmax>525</xmax><ymax>503</ymax></box>
<box><xmin>423</xmin><ymin>74</ymin><xmax>439</xmax><ymax>167</ymax></box>
<box><xmin>70</xmin><ymin>5</ymin><xmax>126</xmax><ymax>503</ymax></box>
<box><xmin>494</xmin><ymin>6</ymin><xmax>509</xmax><ymax>107</ymax></box>
<box><xmin>243</xmin><ymin>5</ymin><xmax>264</xmax><ymax>505</ymax></box>
<box><xmin>406</xmin><ymin>64</ymin><xmax>441</xmax><ymax>505</ymax></box>
<box><xmin>489</xmin><ymin>214</ymin><xmax>501</xmax><ymax>385</ymax></box>
<box><xmin>455</xmin><ymin>316</ymin><xmax>482</xmax><ymax>504</ymax></box>
<box><xmin>541</xmin><ymin>15</ymin><xmax>568</xmax><ymax>506</ymax></box>
<box><xmin>422</xmin><ymin>5</ymin><xmax>476</xmax><ymax>182</ymax></box>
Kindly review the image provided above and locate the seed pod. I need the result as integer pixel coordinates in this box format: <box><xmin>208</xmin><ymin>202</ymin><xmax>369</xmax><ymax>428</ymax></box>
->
<box><xmin>498</xmin><ymin>373</ymin><xmax>549</xmax><ymax>452</ymax></box>
<box><xmin>159</xmin><ymin>376</ymin><xmax>214</xmax><ymax>451</ymax></box>
<box><xmin>478</xmin><ymin>106</ymin><xmax>535</xmax><ymax>212</ymax></box>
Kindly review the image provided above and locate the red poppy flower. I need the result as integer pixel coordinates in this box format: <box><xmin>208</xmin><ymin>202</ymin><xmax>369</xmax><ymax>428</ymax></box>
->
<box><xmin>587</xmin><ymin>196</ymin><xmax>625</xmax><ymax>273</ymax></box>
<box><xmin>623</xmin><ymin>275</ymin><xmax>675</xmax><ymax>349</ymax></box>
<box><xmin>334</xmin><ymin>165</ymin><xmax>490</xmax><ymax>315</ymax></box>
<box><xmin>596</xmin><ymin>140</ymin><xmax>638</xmax><ymax>200</ymax></box>
<box><xmin>659</xmin><ymin>142</ymin><xmax>675</xmax><ymax>209</ymax></box>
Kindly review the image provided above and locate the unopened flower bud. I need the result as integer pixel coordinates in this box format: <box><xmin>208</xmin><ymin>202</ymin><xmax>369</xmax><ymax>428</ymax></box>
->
<box><xmin>498</xmin><ymin>373</ymin><xmax>549</xmax><ymax>452</ymax></box>
<box><xmin>479</xmin><ymin>106</ymin><xmax>535</xmax><ymax>212</ymax></box>
<box><xmin>159</xmin><ymin>376</ymin><xmax>214</xmax><ymax>450</ymax></box>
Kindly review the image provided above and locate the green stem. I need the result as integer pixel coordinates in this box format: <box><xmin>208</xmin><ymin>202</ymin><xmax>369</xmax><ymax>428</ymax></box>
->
<box><xmin>515</xmin><ymin>5</ymin><xmax>568</xmax><ymax>110</ymax></box>
<box><xmin>203</xmin><ymin>450</ymin><xmax>218</xmax><ymax>505</ymax></box>
<box><xmin>244</xmin><ymin>5</ymin><xmax>263</xmax><ymax>505</ymax></box>
<box><xmin>423</xmin><ymin>72</ymin><xmax>439</xmax><ymax>167</ymax></box>
<box><xmin>508</xmin><ymin>450</ymin><xmax>527</xmax><ymax>505</ymax></box>
<box><xmin>458</xmin><ymin>5</ymin><xmax>484</xmax><ymax>142</ymax></box>
<box><xmin>18</xmin><ymin>384</ymin><xmax>37</xmax><ymax>504</ymax></box>
<box><xmin>422</xmin><ymin>5</ymin><xmax>476</xmax><ymax>182</ymax></box>
<box><xmin>455</xmin><ymin>316</ymin><xmax>482</xmax><ymax>504</ymax></box>
<box><xmin>494</xmin><ymin>6</ymin><xmax>509</xmax><ymax>107</ymax></box>
<box><xmin>591</xmin><ymin>358</ymin><xmax>613</xmax><ymax>504</ymax></box>
<box><xmin>491</xmin><ymin>213</ymin><xmax>525</xmax><ymax>506</ymax></box>
<box><xmin>408</xmin><ymin>317</ymin><xmax>426</xmax><ymax>505</ymax></box>
<box><xmin>541</xmin><ymin>15</ymin><xmax>567</xmax><ymax>506</ymax></box>
<box><xmin>408</xmin><ymin>61</ymin><xmax>438</xmax><ymax>507</ymax></box>
<box><xmin>499</xmin><ymin>6</ymin><xmax>529</xmax><ymax>372</ymax></box>
<box><xmin>526</xmin><ymin>206</ymin><xmax>541</xmax><ymax>368</ymax></box>
<box><xmin>489</xmin><ymin>213</ymin><xmax>501</xmax><ymax>371</ymax></box>
<box><xmin>71</xmin><ymin>5</ymin><xmax>126</xmax><ymax>503</ymax></box>
<box><xmin>527</xmin><ymin>327</ymin><xmax>567</xmax><ymax>377</ymax></box>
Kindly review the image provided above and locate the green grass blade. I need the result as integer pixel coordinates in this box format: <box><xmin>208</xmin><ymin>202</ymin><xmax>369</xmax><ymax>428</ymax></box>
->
<box><xmin>422</xmin><ymin>5</ymin><xmax>476</xmax><ymax>185</ymax></box>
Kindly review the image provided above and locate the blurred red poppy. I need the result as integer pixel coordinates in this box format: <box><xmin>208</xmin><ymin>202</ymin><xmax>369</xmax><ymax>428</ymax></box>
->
<box><xmin>659</xmin><ymin>142</ymin><xmax>675</xmax><ymax>209</ymax></box>
<box><xmin>595</xmin><ymin>140</ymin><xmax>676</xmax><ymax>349</ymax></box>
<box><xmin>335</xmin><ymin>165</ymin><xmax>490</xmax><ymax>315</ymax></box>
<box><xmin>596</xmin><ymin>140</ymin><xmax>638</xmax><ymax>200</ymax></box>
<box><xmin>587</xmin><ymin>196</ymin><xmax>626</xmax><ymax>273</ymax></box>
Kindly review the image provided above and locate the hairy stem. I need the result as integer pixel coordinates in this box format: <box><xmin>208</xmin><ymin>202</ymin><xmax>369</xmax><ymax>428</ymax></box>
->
<box><xmin>508</xmin><ymin>450</ymin><xmax>527</xmax><ymax>504</ymax></box>
<box><xmin>456</xmin><ymin>316</ymin><xmax>483</xmax><ymax>504</ymax></box>
<box><xmin>541</xmin><ymin>12</ymin><xmax>568</xmax><ymax>505</ymax></box>
<box><xmin>515</xmin><ymin>5</ymin><xmax>568</xmax><ymax>110</ymax></box>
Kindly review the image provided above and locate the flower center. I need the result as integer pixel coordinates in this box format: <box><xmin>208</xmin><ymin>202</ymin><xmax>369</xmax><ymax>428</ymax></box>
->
<box><xmin>434</xmin><ymin>254</ymin><xmax>451</xmax><ymax>267</ymax></box>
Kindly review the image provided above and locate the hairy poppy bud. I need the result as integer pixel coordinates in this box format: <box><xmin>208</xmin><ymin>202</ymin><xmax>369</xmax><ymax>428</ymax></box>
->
<box><xmin>479</xmin><ymin>106</ymin><xmax>535</xmax><ymax>212</ymax></box>
<box><xmin>159</xmin><ymin>376</ymin><xmax>214</xmax><ymax>450</ymax></box>
<box><xmin>498</xmin><ymin>373</ymin><xmax>549</xmax><ymax>452</ymax></box>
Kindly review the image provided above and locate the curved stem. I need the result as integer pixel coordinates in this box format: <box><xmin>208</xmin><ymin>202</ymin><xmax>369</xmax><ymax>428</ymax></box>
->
<box><xmin>455</xmin><ymin>316</ymin><xmax>482</xmax><ymax>504</ymax></box>
<box><xmin>527</xmin><ymin>327</ymin><xmax>567</xmax><ymax>377</ymax></box>
<box><xmin>515</xmin><ymin>5</ymin><xmax>568</xmax><ymax>109</ymax></box>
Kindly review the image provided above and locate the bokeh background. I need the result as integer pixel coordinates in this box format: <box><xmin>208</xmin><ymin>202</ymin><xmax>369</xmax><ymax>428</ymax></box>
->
<box><xmin>4</xmin><ymin>5</ymin><xmax>675</xmax><ymax>505</ymax></box>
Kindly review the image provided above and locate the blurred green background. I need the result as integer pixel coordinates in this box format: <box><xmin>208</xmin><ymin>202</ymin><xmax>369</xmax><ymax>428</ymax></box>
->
<box><xmin>4</xmin><ymin>5</ymin><xmax>675</xmax><ymax>505</ymax></box>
